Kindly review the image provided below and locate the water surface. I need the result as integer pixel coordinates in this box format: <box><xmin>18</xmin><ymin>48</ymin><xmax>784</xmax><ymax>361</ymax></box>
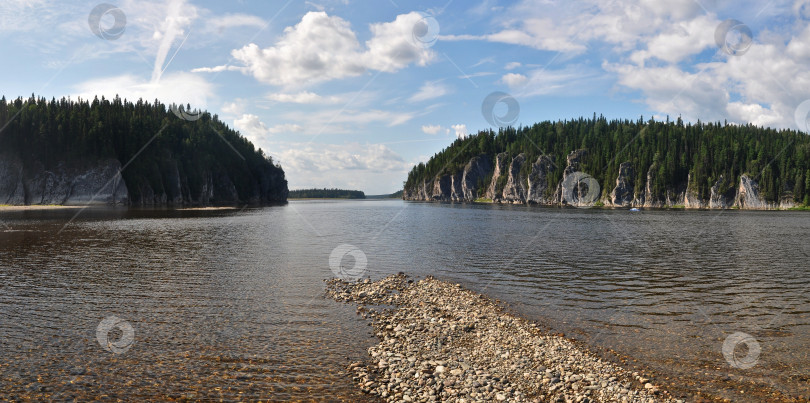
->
<box><xmin>0</xmin><ymin>201</ymin><xmax>807</xmax><ymax>401</ymax></box>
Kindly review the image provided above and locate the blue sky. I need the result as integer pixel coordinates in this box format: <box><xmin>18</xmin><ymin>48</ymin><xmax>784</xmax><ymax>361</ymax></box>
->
<box><xmin>2</xmin><ymin>0</ymin><xmax>810</xmax><ymax>194</ymax></box>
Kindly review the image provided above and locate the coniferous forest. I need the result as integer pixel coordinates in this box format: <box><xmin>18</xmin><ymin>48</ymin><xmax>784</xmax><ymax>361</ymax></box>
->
<box><xmin>405</xmin><ymin>115</ymin><xmax>810</xmax><ymax>206</ymax></box>
<box><xmin>288</xmin><ymin>188</ymin><xmax>366</xmax><ymax>199</ymax></box>
<box><xmin>0</xmin><ymin>95</ymin><xmax>287</xmax><ymax>205</ymax></box>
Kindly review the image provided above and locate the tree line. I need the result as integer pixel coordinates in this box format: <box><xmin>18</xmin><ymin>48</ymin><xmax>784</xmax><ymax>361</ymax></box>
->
<box><xmin>0</xmin><ymin>94</ymin><xmax>287</xmax><ymax>203</ymax></box>
<box><xmin>405</xmin><ymin>115</ymin><xmax>810</xmax><ymax>204</ymax></box>
<box><xmin>288</xmin><ymin>188</ymin><xmax>366</xmax><ymax>199</ymax></box>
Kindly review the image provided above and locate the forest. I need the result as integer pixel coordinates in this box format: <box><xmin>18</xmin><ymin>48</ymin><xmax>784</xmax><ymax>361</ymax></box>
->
<box><xmin>288</xmin><ymin>188</ymin><xmax>366</xmax><ymax>199</ymax></box>
<box><xmin>405</xmin><ymin>115</ymin><xmax>810</xmax><ymax>205</ymax></box>
<box><xmin>0</xmin><ymin>94</ymin><xmax>287</xmax><ymax>204</ymax></box>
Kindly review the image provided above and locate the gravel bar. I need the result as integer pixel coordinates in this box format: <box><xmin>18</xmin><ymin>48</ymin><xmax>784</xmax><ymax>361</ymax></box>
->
<box><xmin>326</xmin><ymin>274</ymin><xmax>683</xmax><ymax>403</ymax></box>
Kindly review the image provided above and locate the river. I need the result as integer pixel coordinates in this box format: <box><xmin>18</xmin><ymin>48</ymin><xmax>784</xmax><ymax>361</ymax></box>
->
<box><xmin>0</xmin><ymin>200</ymin><xmax>807</xmax><ymax>401</ymax></box>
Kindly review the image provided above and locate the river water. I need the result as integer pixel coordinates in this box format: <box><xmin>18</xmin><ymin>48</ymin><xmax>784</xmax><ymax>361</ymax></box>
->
<box><xmin>0</xmin><ymin>200</ymin><xmax>807</xmax><ymax>401</ymax></box>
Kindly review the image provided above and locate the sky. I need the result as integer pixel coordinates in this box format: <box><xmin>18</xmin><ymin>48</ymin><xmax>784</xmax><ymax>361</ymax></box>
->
<box><xmin>2</xmin><ymin>0</ymin><xmax>810</xmax><ymax>194</ymax></box>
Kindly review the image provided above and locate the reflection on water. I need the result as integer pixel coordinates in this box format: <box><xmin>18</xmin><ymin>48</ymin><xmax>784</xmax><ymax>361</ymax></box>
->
<box><xmin>0</xmin><ymin>202</ymin><xmax>808</xmax><ymax>401</ymax></box>
<box><xmin>0</xmin><ymin>207</ymin><xmax>375</xmax><ymax>401</ymax></box>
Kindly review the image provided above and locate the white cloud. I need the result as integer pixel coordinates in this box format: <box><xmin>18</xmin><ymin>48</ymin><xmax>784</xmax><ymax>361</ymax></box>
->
<box><xmin>275</xmin><ymin>142</ymin><xmax>410</xmax><ymax>193</ymax></box>
<box><xmin>363</xmin><ymin>12</ymin><xmax>437</xmax><ymax>72</ymax></box>
<box><xmin>209</xmin><ymin>14</ymin><xmax>265</xmax><ymax>31</ymax></box>
<box><xmin>500</xmin><ymin>73</ymin><xmax>528</xmax><ymax>87</ymax></box>
<box><xmin>421</xmin><ymin>124</ymin><xmax>443</xmax><ymax>134</ymax></box>
<box><xmin>268</xmin><ymin>123</ymin><xmax>304</xmax><ymax>134</ymax></box>
<box><xmin>505</xmin><ymin>62</ymin><xmax>522</xmax><ymax>70</ymax></box>
<box><xmin>408</xmin><ymin>81</ymin><xmax>450</xmax><ymax>102</ymax></box>
<box><xmin>234</xmin><ymin>114</ymin><xmax>304</xmax><ymax>143</ymax></box>
<box><xmin>73</xmin><ymin>72</ymin><xmax>212</xmax><ymax>110</ymax></box>
<box><xmin>282</xmin><ymin>108</ymin><xmax>415</xmax><ymax>132</ymax></box>
<box><xmin>267</xmin><ymin>91</ymin><xmax>343</xmax><ymax>104</ymax></box>
<box><xmin>279</xmin><ymin>142</ymin><xmax>410</xmax><ymax>173</ymax></box>
<box><xmin>234</xmin><ymin>114</ymin><xmax>271</xmax><ymax>143</ymax></box>
<box><xmin>199</xmin><ymin>11</ymin><xmax>436</xmax><ymax>88</ymax></box>
<box><xmin>445</xmin><ymin>0</ymin><xmax>810</xmax><ymax>130</ymax></box>
<box><xmin>451</xmin><ymin>124</ymin><xmax>468</xmax><ymax>139</ymax></box>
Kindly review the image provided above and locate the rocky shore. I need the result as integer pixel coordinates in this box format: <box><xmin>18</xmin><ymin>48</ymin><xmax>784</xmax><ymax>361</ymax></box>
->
<box><xmin>326</xmin><ymin>274</ymin><xmax>682</xmax><ymax>403</ymax></box>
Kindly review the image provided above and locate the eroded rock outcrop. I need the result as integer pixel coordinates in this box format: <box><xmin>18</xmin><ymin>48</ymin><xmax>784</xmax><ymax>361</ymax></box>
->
<box><xmin>450</xmin><ymin>172</ymin><xmax>464</xmax><ymax>202</ymax></box>
<box><xmin>709</xmin><ymin>176</ymin><xmax>736</xmax><ymax>209</ymax></box>
<box><xmin>0</xmin><ymin>151</ymin><xmax>287</xmax><ymax>206</ymax></box>
<box><xmin>0</xmin><ymin>155</ymin><xmax>128</xmax><ymax>206</ymax></box>
<box><xmin>485</xmin><ymin>153</ymin><xmax>509</xmax><ymax>201</ymax></box>
<box><xmin>431</xmin><ymin>175</ymin><xmax>452</xmax><ymax>201</ymax></box>
<box><xmin>501</xmin><ymin>154</ymin><xmax>527</xmax><ymax>203</ymax></box>
<box><xmin>609</xmin><ymin>162</ymin><xmax>634</xmax><ymax>207</ymax></box>
<box><xmin>462</xmin><ymin>154</ymin><xmax>492</xmax><ymax>200</ymax></box>
<box><xmin>402</xmin><ymin>151</ymin><xmax>794</xmax><ymax>209</ymax></box>
<box><xmin>527</xmin><ymin>155</ymin><xmax>555</xmax><ymax>204</ymax></box>
<box><xmin>556</xmin><ymin>150</ymin><xmax>599</xmax><ymax>206</ymax></box>
<box><xmin>735</xmin><ymin>175</ymin><xmax>771</xmax><ymax>209</ymax></box>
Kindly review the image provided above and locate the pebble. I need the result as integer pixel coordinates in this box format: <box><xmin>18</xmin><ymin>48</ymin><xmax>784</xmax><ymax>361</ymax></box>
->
<box><xmin>326</xmin><ymin>274</ymin><xmax>676</xmax><ymax>402</ymax></box>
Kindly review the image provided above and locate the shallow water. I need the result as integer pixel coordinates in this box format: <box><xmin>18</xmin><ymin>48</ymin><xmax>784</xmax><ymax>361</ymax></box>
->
<box><xmin>0</xmin><ymin>201</ymin><xmax>807</xmax><ymax>401</ymax></box>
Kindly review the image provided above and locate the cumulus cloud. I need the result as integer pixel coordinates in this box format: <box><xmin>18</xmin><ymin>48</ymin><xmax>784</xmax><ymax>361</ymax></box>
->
<box><xmin>451</xmin><ymin>124</ymin><xmax>468</xmax><ymax>139</ymax></box>
<box><xmin>198</xmin><ymin>11</ymin><xmax>436</xmax><ymax>88</ymax></box>
<box><xmin>500</xmin><ymin>73</ymin><xmax>528</xmax><ymax>87</ymax></box>
<box><xmin>234</xmin><ymin>114</ymin><xmax>304</xmax><ymax>143</ymax></box>
<box><xmin>448</xmin><ymin>0</ymin><xmax>810</xmax><ymax>130</ymax></box>
<box><xmin>233</xmin><ymin>114</ymin><xmax>271</xmax><ymax>143</ymax></box>
<box><xmin>421</xmin><ymin>124</ymin><xmax>443</xmax><ymax>134</ymax></box>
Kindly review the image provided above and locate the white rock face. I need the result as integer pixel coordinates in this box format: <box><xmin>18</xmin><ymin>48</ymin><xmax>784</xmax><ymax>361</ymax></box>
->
<box><xmin>462</xmin><ymin>154</ymin><xmax>492</xmax><ymax>200</ymax></box>
<box><xmin>501</xmin><ymin>153</ymin><xmax>527</xmax><ymax>203</ymax></box>
<box><xmin>485</xmin><ymin>153</ymin><xmax>509</xmax><ymax>201</ymax></box>
<box><xmin>609</xmin><ymin>162</ymin><xmax>634</xmax><ymax>207</ymax></box>
<box><xmin>735</xmin><ymin>175</ymin><xmax>771</xmax><ymax>209</ymax></box>
<box><xmin>0</xmin><ymin>154</ymin><xmax>128</xmax><ymax>205</ymax></box>
<box><xmin>527</xmin><ymin>155</ymin><xmax>555</xmax><ymax>204</ymax></box>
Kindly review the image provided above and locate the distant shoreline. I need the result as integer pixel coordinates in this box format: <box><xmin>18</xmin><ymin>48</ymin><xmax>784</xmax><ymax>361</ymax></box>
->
<box><xmin>404</xmin><ymin>199</ymin><xmax>810</xmax><ymax>211</ymax></box>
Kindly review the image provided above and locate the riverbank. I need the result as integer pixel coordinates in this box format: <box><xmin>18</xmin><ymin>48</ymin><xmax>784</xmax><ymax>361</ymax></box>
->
<box><xmin>0</xmin><ymin>205</ymin><xmax>85</xmax><ymax>211</ymax></box>
<box><xmin>326</xmin><ymin>274</ymin><xmax>681</xmax><ymax>402</ymax></box>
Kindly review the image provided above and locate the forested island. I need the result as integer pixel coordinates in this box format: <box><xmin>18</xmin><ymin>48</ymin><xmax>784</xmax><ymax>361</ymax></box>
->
<box><xmin>404</xmin><ymin>115</ymin><xmax>810</xmax><ymax>209</ymax></box>
<box><xmin>289</xmin><ymin>188</ymin><xmax>365</xmax><ymax>199</ymax></box>
<box><xmin>0</xmin><ymin>95</ymin><xmax>287</xmax><ymax>206</ymax></box>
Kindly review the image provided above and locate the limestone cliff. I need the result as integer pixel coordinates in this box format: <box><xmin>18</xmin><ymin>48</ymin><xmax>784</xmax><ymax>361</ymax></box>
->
<box><xmin>485</xmin><ymin>153</ymin><xmax>509</xmax><ymax>201</ymax></box>
<box><xmin>0</xmin><ymin>152</ymin><xmax>287</xmax><ymax>206</ymax></box>
<box><xmin>501</xmin><ymin>154</ymin><xmax>527</xmax><ymax>203</ymax></box>
<box><xmin>402</xmin><ymin>151</ymin><xmax>792</xmax><ymax>209</ymax></box>
<box><xmin>526</xmin><ymin>155</ymin><xmax>555</xmax><ymax>204</ymax></box>
<box><xmin>0</xmin><ymin>154</ymin><xmax>127</xmax><ymax>205</ymax></box>
<box><xmin>462</xmin><ymin>154</ymin><xmax>492</xmax><ymax>200</ymax></box>
<box><xmin>609</xmin><ymin>162</ymin><xmax>634</xmax><ymax>207</ymax></box>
